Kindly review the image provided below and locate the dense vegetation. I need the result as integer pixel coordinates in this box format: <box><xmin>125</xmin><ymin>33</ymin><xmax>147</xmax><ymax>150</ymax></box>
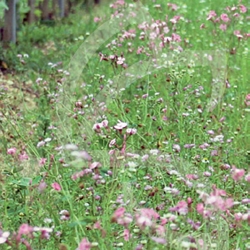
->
<box><xmin>0</xmin><ymin>0</ymin><xmax>249</xmax><ymax>249</ymax></box>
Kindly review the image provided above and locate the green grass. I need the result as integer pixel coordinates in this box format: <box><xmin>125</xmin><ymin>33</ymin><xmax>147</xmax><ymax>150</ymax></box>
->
<box><xmin>0</xmin><ymin>0</ymin><xmax>249</xmax><ymax>249</ymax></box>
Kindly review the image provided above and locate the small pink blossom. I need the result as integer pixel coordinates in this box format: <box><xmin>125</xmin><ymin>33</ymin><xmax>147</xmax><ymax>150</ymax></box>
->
<box><xmin>17</xmin><ymin>224</ymin><xmax>33</xmax><ymax>242</ymax></box>
<box><xmin>233</xmin><ymin>12</ymin><xmax>240</xmax><ymax>18</ymax></box>
<box><xmin>94</xmin><ymin>17</ymin><xmax>101</xmax><ymax>22</ymax></box>
<box><xmin>196</xmin><ymin>203</ymin><xmax>204</xmax><ymax>215</ymax></box>
<box><xmin>59</xmin><ymin>210</ymin><xmax>70</xmax><ymax>220</ymax></box>
<box><xmin>123</xmin><ymin>229</ymin><xmax>130</xmax><ymax>241</ymax></box>
<box><xmin>207</xmin><ymin>10</ymin><xmax>217</xmax><ymax>20</ymax></box>
<box><xmin>173</xmin><ymin>144</ymin><xmax>181</xmax><ymax>153</ymax></box>
<box><xmin>71</xmin><ymin>150</ymin><xmax>92</xmax><ymax>161</ymax></box>
<box><xmin>239</xmin><ymin>4</ymin><xmax>247</xmax><ymax>13</ymax></box>
<box><xmin>169</xmin><ymin>200</ymin><xmax>188</xmax><ymax>215</ymax></box>
<box><xmin>245</xmin><ymin>174</ymin><xmax>250</xmax><ymax>182</ymax></box>
<box><xmin>172</xmin><ymin>33</ymin><xmax>181</xmax><ymax>42</ymax></box>
<box><xmin>112</xmin><ymin>207</ymin><xmax>125</xmax><ymax>221</ymax></box>
<box><xmin>19</xmin><ymin>151</ymin><xmax>29</xmax><ymax>161</ymax></box>
<box><xmin>0</xmin><ymin>231</ymin><xmax>10</xmax><ymax>244</ymax></box>
<box><xmin>39</xmin><ymin>158</ymin><xmax>47</xmax><ymax>166</ymax></box>
<box><xmin>109</xmin><ymin>139</ymin><xmax>116</xmax><ymax>147</ymax></box>
<box><xmin>33</xmin><ymin>226</ymin><xmax>53</xmax><ymax>240</ymax></box>
<box><xmin>184</xmin><ymin>144</ymin><xmax>195</xmax><ymax>149</ymax></box>
<box><xmin>51</xmin><ymin>182</ymin><xmax>62</xmax><ymax>191</ymax></box>
<box><xmin>234</xmin><ymin>212</ymin><xmax>243</xmax><ymax>221</ymax></box>
<box><xmin>114</xmin><ymin>120</ymin><xmax>127</xmax><ymax>130</ymax></box>
<box><xmin>117</xmin><ymin>57</ymin><xmax>125</xmax><ymax>65</ymax></box>
<box><xmin>170</xmin><ymin>15</ymin><xmax>181</xmax><ymax>24</ymax></box>
<box><xmin>101</xmin><ymin>119</ymin><xmax>108</xmax><ymax>128</ymax></box>
<box><xmin>92</xmin><ymin>123</ymin><xmax>101</xmax><ymax>131</ymax></box>
<box><xmin>141</xmin><ymin>154</ymin><xmax>149</xmax><ymax>161</ymax></box>
<box><xmin>38</xmin><ymin>181</ymin><xmax>47</xmax><ymax>193</ymax></box>
<box><xmin>7</xmin><ymin>147</ymin><xmax>17</xmax><ymax>155</ymax></box>
<box><xmin>151</xmin><ymin>236</ymin><xmax>166</xmax><ymax>244</ymax></box>
<box><xmin>77</xmin><ymin>238</ymin><xmax>91</xmax><ymax>250</ymax></box>
<box><xmin>232</xmin><ymin>168</ymin><xmax>245</xmax><ymax>181</ymax></box>
<box><xmin>207</xmin><ymin>130</ymin><xmax>215</xmax><ymax>135</ymax></box>
<box><xmin>126</xmin><ymin>128</ymin><xmax>137</xmax><ymax>135</ymax></box>
<box><xmin>167</xmin><ymin>3</ymin><xmax>178</xmax><ymax>11</ymax></box>
<box><xmin>135</xmin><ymin>208</ymin><xmax>159</xmax><ymax>229</ymax></box>
<box><xmin>219</xmin><ymin>24</ymin><xmax>227</xmax><ymax>31</ymax></box>
<box><xmin>234</xmin><ymin>30</ymin><xmax>243</xmax><ymax>39</ymax></box>
<box><xmin>90</xmin><ymin>162</ymin><xmax>101</xmax><ymax>170</ymax></box>
<box><xmin>220</xmin><ymin>13</ymin><xmax>230</xmax><ymax>22</ymax></box>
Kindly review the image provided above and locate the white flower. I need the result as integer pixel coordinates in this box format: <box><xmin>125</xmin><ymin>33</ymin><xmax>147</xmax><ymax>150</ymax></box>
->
<box><xmin>114</xmin><ymin>120</ymin><xmax>127</xmax><ymax>130</ymax></box>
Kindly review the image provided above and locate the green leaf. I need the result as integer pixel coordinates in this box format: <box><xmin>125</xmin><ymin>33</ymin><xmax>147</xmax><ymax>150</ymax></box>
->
<box><xmin>0</xmin><ymin>1</ymin><xmax>8</xmax><ymax>19</ymax></box>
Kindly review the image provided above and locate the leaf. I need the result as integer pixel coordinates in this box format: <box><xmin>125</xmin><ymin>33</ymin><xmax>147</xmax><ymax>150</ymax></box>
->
<box><xmin>0</xmin><ymin>1</ymin><xmax>8</xmax><ymax>10</ymax></box>
<box><xmin>0</xmin><ymin>1</ymin><xmax>8</xmax><ymax>19</ymax></box>
<box><xmin>11</xmin><ymin>177</ymin><xmax>32</xmax><ymax>187</ymax></box>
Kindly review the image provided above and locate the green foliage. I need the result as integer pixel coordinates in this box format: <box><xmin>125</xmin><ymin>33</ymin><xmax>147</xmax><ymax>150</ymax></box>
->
<box><xmin>0</xmin><ymin>0</ymin><xmax>250</xmax><ymax>249</ymax></box>
<box><xmin>0</xmin><ymin>0</ymin><xmax>8</xmax><ymax>19</ymax></box>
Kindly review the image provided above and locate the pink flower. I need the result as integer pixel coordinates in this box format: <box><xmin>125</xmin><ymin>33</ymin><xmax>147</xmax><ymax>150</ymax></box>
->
<box><xmin>207</xmin><ymin>10</ymin><xmax>217</xmax><ymax>20</ymax></box>
<box><xmin>234</xmin><ymin>212</ymin><xmax>243</xmax><ymax>221</ymax></box>
<box><xmin>167</xmin><ymin>3</ymin><xmax>178</xmax><ymax>11</ymax></box>
<box><xmin>134</xmin><ymin>208</ymin><xmax>160</xmax><ymax>229</ymax></box>
<box><xmin>7</xmin><ymin>147</ymin><xmax>17</xmax><ymax>155</ymax></box>
<box><xmin>245</xmin><ymin>174</ymin><xmax>250</xmax><ymax>182</ymax></box>
<box><xmin>220</xmin><ymin>13</ymin><xmax>230</xmax><ymax>22</ymax></box>
<box><xmin>112</xmin><ymin>207</ymin><xmax>133</xmax><ymax>227</ymax></box>
<box><xmin>173</xmin><ymin>144</ymin><xmax>181</xmax><ymax>153</ymax></box>
<box><xmin>234</xmin><ymin>30</ymin><xmax>243</xmax><ymax>39</ymax></box>
<box><xmin>112</xmin><ymin>207</ymin><xmax>125</xmax><ymax>222</ymax></box>
<box><xmin>172</xmin><ymin>33</ymin><xmax>181</xmax><ymax>42</ymax></box>
<box><xmin>239</xmin><ymin>5</ymin><xmax>247</xmax><ymax>13</ymax></box>
<box><xmin>92</xmin><ymin>123</ymin><xmax>101</xmax><ymax>131</ymax></box>
<box><xmin>151</xmin><ymin>237</ymin><xmax>166</xmax><ymax>244</ymax></box>
<box><xmin>123</xmin><ymin>229</ymin><xmax>130</xmax><ymax>241</ymax></box>
<box><xmin>59</xmin><ymin>210</ymin><xmax>70</xmax><ymax>220</ymax></box>
<box><xmin>170</xmin><ymin>16</ymin><xmax>181</xmax><ymax>24</ymax></box>
<box><xmin>77</xmin><ymin>238</ymin><xmax>91</xmax><ymax>250</ymax></box>
<box><xmin>196</xmin><ymin>203</ymin><xmax>204</xmax><ymax>215</ymax></box>
<box><xmin>39</xmin><ymin>158</ymin><xmax>47</xmax><ymax>166</ymax></box>
<box><xmin>219</xmin><ymin>24</ymin><xmax>227</xmax><ymax>31</ymax></box>
<box><xmin>138</xmin><ymin>208</ymin><xmax>160</xmax><ymax>220</ymax></box>
<box><xmin>90</xmin><ymin>162</ymin><xmax>101</xmax><ymax>170</ymax></box>
<box><xmin>51</xmin><ymin>182</ymin><xmax>62</xmax><ymax>191</ymax></box>
<box><xmin>126</xmin><ymin>128</ymin><xmax>137</xmax><ymax>135</ymax></box>
<box><xmin>117</xmin><ymin>57</ymin><xmax>125</xmax><ymax>65</ymax></box>
<box><xmin>19</xmin><ymin>151</ymin><xmax>29</xmax><ymax>161</ymax></box>
<box><xmin>0</xmin><ymin>231</ymin><xmax>10</xmax><ymax>244</ymax></box>
<box><xmin>246</xmin><ymin>94</ymin><xmax>250</xmax><ymax>101</ymax></box>
<box><xmin>38</xmin><ymin>181</ymin><xmax>47</xmax><ymax>193</ymax></box>
<box><xmin>232</xmin><ymin>168</ymin><xmax>245</xmax><ymax>181</ymax></box>
<box><xmin>100</xmin><ymin>120</ymin><xmax>108</xmax><ymax>128</ymax></box>
<box><xmin>94</xmin><ymin>17</ymin><xmax>101</xmax><ymax>22</ymax></box>
<box><xmin>114</xmin><ymin>120</ymin><xmax>127</xmax><ymax>130</ymax></box>
<box><xmin>169</xmin><ymin>200</ymin><xmax>188</xmax><ymax>215</ymax></box>
<box><xmin>109</xmin><ymin>139</ymin><xmax>116</xmax><ymax>147</ymax></box>
<box><xmin>17</xmin><ymin>224</ymin><xmax>33</xmax><ymax>243</ymax></box>
<box><xmin>233</xmin><ymin>12</ymin><xmax>240</xmax><ymax>18</ymax></box>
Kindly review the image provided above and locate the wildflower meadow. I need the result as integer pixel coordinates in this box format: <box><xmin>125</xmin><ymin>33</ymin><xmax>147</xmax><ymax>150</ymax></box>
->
<box><xmin>0</xmin><ymin>0</ymin><xmax>249</xmax><ymax>249</ymax></box>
